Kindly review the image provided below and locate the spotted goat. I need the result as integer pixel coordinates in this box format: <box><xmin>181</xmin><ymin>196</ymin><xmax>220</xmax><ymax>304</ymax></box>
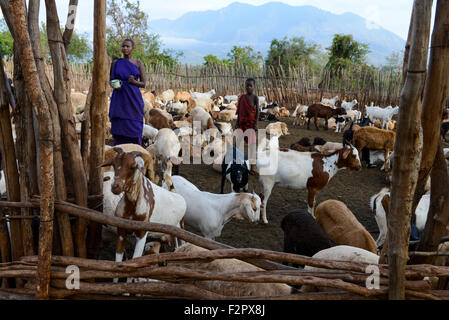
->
<box><xmin>101</xmin><ymin>148</ymin><xmax>156</xmax><ymax>282</ymax></box>
<box><xmin>257</xmin><ymin>136</ymin><xmax>361</xmax><ymax>222</ymax></box>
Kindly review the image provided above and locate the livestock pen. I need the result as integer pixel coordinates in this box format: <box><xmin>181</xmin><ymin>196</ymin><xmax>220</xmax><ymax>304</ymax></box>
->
<box><xmin>1</xmin><ymin>0</ymin><xmax>449</xmax><ymax>302</ymax></box>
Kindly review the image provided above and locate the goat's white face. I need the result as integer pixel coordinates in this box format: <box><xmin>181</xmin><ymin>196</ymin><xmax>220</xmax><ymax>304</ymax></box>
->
<box><xmin>240</xmin><ymin>194</ymin><xmax>261</xmax><ymax>223</ymax></box>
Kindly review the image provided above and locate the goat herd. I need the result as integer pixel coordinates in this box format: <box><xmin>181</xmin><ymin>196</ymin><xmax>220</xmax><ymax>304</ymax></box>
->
<box><xmin>60</xmin><ymin>90</ymin><xmax>449</xmax><ymax>292</ymax></box>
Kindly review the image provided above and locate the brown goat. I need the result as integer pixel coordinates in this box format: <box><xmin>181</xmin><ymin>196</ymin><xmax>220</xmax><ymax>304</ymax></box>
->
<box><xmin>352</xmin><ymin>126</ymin><xmax>396</xmax><ymax>172</ymax></box>
<box><xmin>174</xmin><ymin>91</ymin><xmax>191</xmax><ymax>103</ymax></box>
<box><xmin>315</xmin><ymin>200</ymin><xmax>378</xmax><ymax>254</ymax></box>
<box><xmin>146</xmin><ymin>108</ymin><xmax>173</xmax><ymax>130</ymax></box>
<box><xmin>306</xmin><ymin>104</ymin><xmax>347</xmax><ymax>131</ymax></box>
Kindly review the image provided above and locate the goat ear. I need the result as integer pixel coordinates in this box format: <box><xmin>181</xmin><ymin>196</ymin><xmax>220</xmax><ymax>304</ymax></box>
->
<box><xmin>343</xmin><ymin>148</ymin><xmax>351</xmax><ymax>159</ymax></box>
<box><xmin>113</xmin><ymin>147</ymin><xmax>124</xmax><ymax>155</ymax></box>
<box><xmin>131</xmin><ymin>151</ymin><xmax>143</xmax><ymax>158</ymax></box>
<box><xmin>99</xmin><ymin>158</ymin><xmax>114</xmax><ymax>168</ymax></box>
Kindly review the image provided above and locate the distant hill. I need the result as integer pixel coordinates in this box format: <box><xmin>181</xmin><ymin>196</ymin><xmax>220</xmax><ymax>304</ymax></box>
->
<box><xmin>150</xmin><ymin>2</ymin><xmax>405</xmax><ymax>66</ymax></box>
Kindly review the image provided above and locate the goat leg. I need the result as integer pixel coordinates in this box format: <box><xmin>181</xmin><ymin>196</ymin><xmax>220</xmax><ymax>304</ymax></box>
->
<box><xmin>220</xmin><ymin>172</ymin><xmax>226</xmax><ymax>194</ymax></box>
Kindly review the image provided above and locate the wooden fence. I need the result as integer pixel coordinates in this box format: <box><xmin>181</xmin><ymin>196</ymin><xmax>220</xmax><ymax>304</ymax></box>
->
<box><xmin>146</xmin><ymin>63</ymin><xmax>404</xmax><ymax>109</ymax></box>
<box><xmin>4</xmin><ymin>59</ymin><xmax>405</xmax><ymax>109</ymax></box>
<box><xmin>0</xmin><ymin>198</ymin><xmax>448</xmax><ymax>300</ymax></box>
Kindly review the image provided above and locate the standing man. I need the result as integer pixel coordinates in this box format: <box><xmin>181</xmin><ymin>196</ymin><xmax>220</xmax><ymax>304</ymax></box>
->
<box><xmin>109</xmin><ymin>39</ymin><xmax>146</xmax><ymax>146</ymax></box>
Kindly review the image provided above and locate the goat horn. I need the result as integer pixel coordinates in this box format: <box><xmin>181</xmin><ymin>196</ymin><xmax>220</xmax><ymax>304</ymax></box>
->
<box><xmin>132</xmin><ymin>151</ymin><xmax>143</xmax><ymax>158</ymax></box>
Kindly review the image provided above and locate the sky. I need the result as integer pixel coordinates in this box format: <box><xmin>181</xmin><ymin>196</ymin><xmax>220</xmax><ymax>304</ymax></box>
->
<box><xmin>34</xmin><ymin>0</ymin><xmax>417</xmax><ymax>41</ymax></box>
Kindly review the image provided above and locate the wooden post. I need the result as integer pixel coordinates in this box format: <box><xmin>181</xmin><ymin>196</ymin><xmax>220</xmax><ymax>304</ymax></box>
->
<box><xmin>0</xmin><ymin>53</ymin><xmax>23</xmax><ymax>261</ymax></box>
<box><xmin>28</xmin><ymin>0</ymin><xmax>74</xmax><ymax>257</ymax></box>
<box><xmin>10</xmin><ymin>0</ymin><xmax>55</xmax><ymax>300</ymax></box>
<box><xmin>412</xmin><ymin>143</ymin><xmax>449</xmax><ymax>265</ymax></box>
<box><xmin>87</xmin><ymin>0</ymin><xmax>107</xmax><ymax>259</ymax></box>
<box><xmin>411</xmin><ymin>0</ymin><xmax>449</xmax><ymax>224</ymax></box>
<box><xmin>62</xmin><ymin>0</ymin><xmax>79</xmax><ymax>53</ymax></box>
<box><xmin>388</xmin><ymin>0</ymin><xmax>433</xmax><ymax>300</ymax></box>
<box><xmin>403</xmin><ymin>6</ymin><xmax>415</xmax><ymax>85</ymax></box>
<box><xmin>45</xmin><ymin>0</ymin><xmax>88</xmax><ymax>258</ymax></box>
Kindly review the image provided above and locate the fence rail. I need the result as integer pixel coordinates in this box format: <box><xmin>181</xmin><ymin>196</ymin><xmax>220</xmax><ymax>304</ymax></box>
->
<box><xmin>4</xmin><ymin>59</ymin><xmax>406</xmax><ymax>109</ymax></box>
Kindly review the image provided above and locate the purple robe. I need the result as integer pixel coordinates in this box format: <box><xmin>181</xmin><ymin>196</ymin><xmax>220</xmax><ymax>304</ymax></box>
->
<box><xmin>109</xmin><ymin>58</ymin><xmax>144</xmax><ymax>141</ymax></box>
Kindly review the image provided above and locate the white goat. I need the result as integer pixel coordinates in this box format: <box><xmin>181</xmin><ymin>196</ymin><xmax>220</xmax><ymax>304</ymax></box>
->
<box><xmin>190</xmin><ymin>89</ymin><xmax>216</xmax><ymax>100</ymax></box>
<box><xmin>321</xmin><ymin>96</ymin><xmax>339</xmax><ymax>108</ymax></box>
<box><xmin>258</xmin><ymin>96</ymin><xmax>267</xmax><ymax>108</ymax></box>
<box><xmin>370</xmin><ymin>188</ymin><xmax>431</xmax><ymax>247</ymax></box>
<box><xmin>300</xmin><ymin>245</ymin><xmax>379</xmax><ymax>292</ymax></box>
<box><xmin>365</xmin><ymin>106</ymin><xmax>399</xmax><ymax>130</ymax></box>
<box><xmin>341</xmin><ymin>99</ymin><xmax>358</xmax><ymax>112</ymax></box>
<box><xmin>170</xmin><ymin>175</ymin><xmax>261</xmax><ymax>240</ymax></box>
<box><xmin>314</xmin><ymin>142</ymin><xmax>344</xmax><ymax>155</ymax></box>
<box><xmin>369</xmin><ymin>187</ymin><xmax>390</xmax><ymax>247</ymax></box>
<box><xmin>191</xmin><ymin>106</ymin><xmax>216</xmax><ymax>133</ymax></box>
<box><xmin>142</xmin><ymin>124</ymin><xmax>159</xmax><ymax>144</ymax></box>
<box><xmin>292</xmin><ymin>105</ymin><xmax>309</xmax><ymax>126</ymax></box>
<box><xmin>167</xmin><ymin>101</ymin><xmax>187</xmax><ymax>115</ymax></box>
<box><xmin>158</xmin><ymin>89</ymin><xmax>175</xmax><ymax>105</ymax></box>
<box><xmin>224</xmin><ymin>95</ymin><xmax>238</xmax><ymax>104</ymax></box>
<box><xmin>153</xmin><ymin>128</ymin><xmax>181</xmax><ymax>181</ymax></box>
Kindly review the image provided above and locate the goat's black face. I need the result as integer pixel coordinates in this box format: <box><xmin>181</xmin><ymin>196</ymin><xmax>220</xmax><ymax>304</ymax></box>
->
<box><xmin>229</xmin><ymin>163</ymin><xmax>249</xmax><ymax>192</ymax></box>
<box><xmin>236</xmin><ymin>169</ymin><xmax>243</xmax><ymax>184</ymax></box>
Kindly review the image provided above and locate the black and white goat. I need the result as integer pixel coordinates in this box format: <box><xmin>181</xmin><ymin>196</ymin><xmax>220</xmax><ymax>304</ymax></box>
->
<box><xmin>221</xmin><ymin>147</ymin><xmax>252</xmax><ymax>194</ymax></box>
<box><xmin>357</xmin><ymin>116</ymin><xmax>373</xmax><ymax>127</ymax></box>
<box><xmin>334</xmin><ymin>116</ymin><xmax>347</xmax><ymax>133</ymax></box>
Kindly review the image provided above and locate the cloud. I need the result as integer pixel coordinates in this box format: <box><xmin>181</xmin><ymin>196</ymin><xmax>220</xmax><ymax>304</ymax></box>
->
<box><xmin>363</xmin><ymin>5</ymin><xmax>381</xmax><ymax>30</ymax></box>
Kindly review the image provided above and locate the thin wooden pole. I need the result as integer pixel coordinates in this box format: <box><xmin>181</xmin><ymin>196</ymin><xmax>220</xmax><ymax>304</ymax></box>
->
<box><xmin>411</xmin><ymin>0</ymin><xmax>449</xmax><ymax>248</ymax></box>
<box><xmin>388</xmin><ymin>0</ymin><xmax>433</xmax><ymax>300</ymax></box>
<box><xmin>86</xmin><ymin>0</ymin><xmax>107</xmax><ymax>259</ymax></box>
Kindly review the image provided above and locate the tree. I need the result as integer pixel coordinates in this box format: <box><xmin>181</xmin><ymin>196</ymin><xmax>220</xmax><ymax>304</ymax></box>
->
<box><xmin>203</xmin><ymin>54</ymin><xmax>231</xmax><ymax>68</ymax></box>
<box><xmin>39</xmin><ymin>23</ymin><xmax>92</xmax><ymax>63</ymax></box>
<box><xmin>227</xmin><ymin>45</ymin><xmax>263</xmax><ymax>69</ymax></box>
<box><xmin>266</xmin><ymin>37</ymin><xmax>320</xmax><ymax>71</ymax></box>
<box><xmin>0</xmin><ymin>19</ymin><xmax>13</xmax><ymax>58</ymax></box>
<box><xmin>106</xmin><ymin>0</ymin><xmax>182</xmax><ymax>68</ymax></box>
<box><xmin>66</xmin><ymin>31</ymin><xmax>92</xmax><ymax>62</ymax></box>
<box><xmin>382</xmin><ymin>51</ymin><xmax>404</xmax><ymax>73</ymax></box>
<box><xmin>326</xmin><ymin>34</ymin><xmax>370</xmax><ymax>72</ymax></box>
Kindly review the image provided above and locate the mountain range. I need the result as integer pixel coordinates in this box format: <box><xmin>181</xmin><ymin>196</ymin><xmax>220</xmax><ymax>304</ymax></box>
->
<box><xmin>150</xmin><ymin>2</ymin><xmax>405</xmax><ymax>66</ymax></box>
